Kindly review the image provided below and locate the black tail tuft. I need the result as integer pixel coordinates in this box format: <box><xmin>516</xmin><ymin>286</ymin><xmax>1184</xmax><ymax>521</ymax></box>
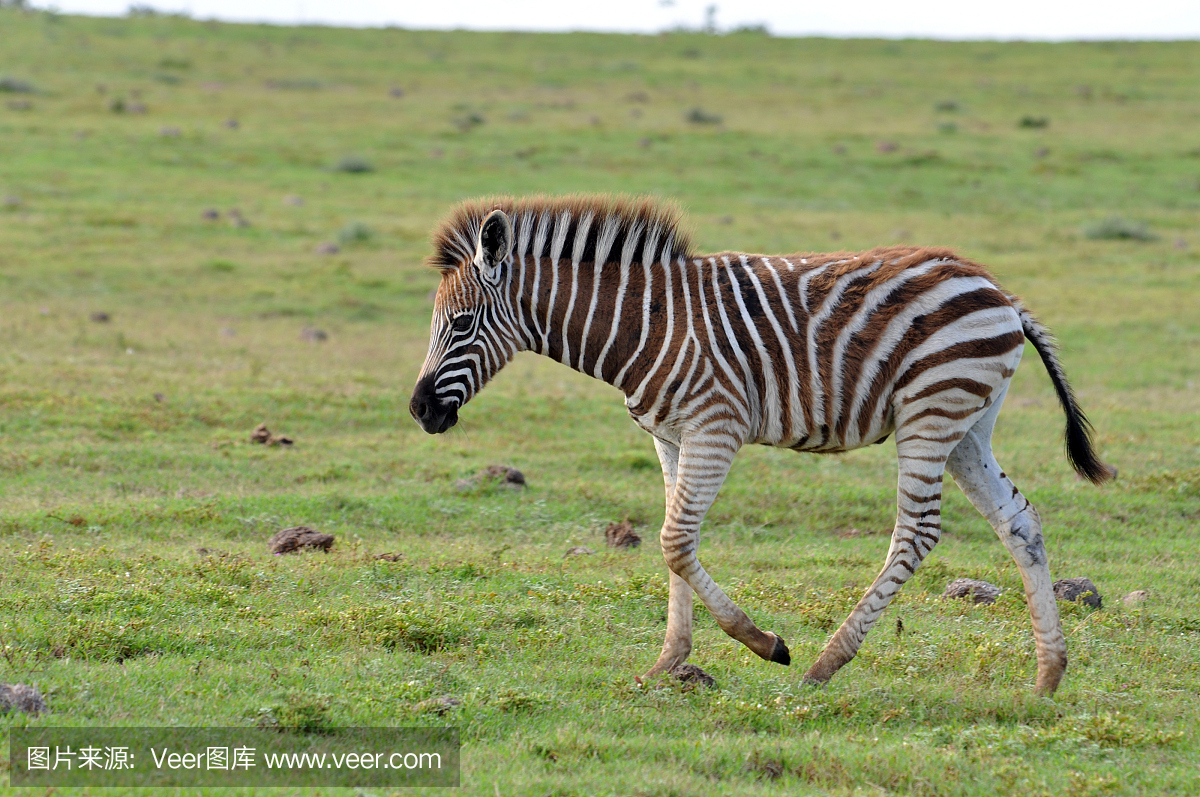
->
<box><xmin>1016</xmin><ymin>303</ymin><xmax>1115</xmax><ymax>485</ymax></box>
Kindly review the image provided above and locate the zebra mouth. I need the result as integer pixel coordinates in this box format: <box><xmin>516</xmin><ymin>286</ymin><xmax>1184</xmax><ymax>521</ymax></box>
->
<box><xmin>410</xmin><ymin>394</ymin><xmax>459</xmax><ymax>435</ymax></box>
<box><xmin>433</xmin><ymin>405</ymin><xmax>459</xmax><ymax>434</ymax></box>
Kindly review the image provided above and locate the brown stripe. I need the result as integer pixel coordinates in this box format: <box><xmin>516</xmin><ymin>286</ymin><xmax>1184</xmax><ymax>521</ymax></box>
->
<box><xmin>856</xmin><ymin>287</ymin><xmax>1012</xmax><ymax>439</ymax></box>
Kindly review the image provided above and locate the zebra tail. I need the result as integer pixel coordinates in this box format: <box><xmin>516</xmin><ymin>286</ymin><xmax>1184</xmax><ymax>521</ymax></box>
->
<box><xmin>1013</xmin><ymin>301</ymin><xmax>1115</xmax><ymax>485</ymax></box>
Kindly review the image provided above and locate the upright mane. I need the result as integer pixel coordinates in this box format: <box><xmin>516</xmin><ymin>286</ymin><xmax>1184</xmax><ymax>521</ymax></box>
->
<box><xmin>427</xmin><ymin>195</ymin><xmax>694</xmax><ymax>272</ymax></box>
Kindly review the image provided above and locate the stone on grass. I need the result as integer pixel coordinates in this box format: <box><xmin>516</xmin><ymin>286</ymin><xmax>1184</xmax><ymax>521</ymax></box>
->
<box><xmin>315</xmin><ymin>242</ymin><xmax>340</xmax><ymax>255</ymax></box>
<box><xmin>89</xmin><ymin>311</ymin><xmax>110</xmax><ymax>323</ymax></box>
<box><xmin>268</xmin><ymin>526</ymin><xmax>334</xmax><ymax>555</ymax></box>
<box><xmin>671</xmin><ymin>663</ymin><xmax>715</xmax><ymax>690</ymax></box>
<box><xmin>564</xmin><ymin>546</ymin><xmax>595</xmax><ymax>557</ymax></box>
<box><xmin>605</xmin><ymin>521</ymin><xmax>641</xmax><ymax>550</ymax></box>
<box><xmin>1122</xmin><ymin>590</ymin><xmax>1149</xmax><ymax>606</ymax></box>
<box><xmin>0</xmin><ymin>684</ymin><xmax>47</xmax><ymax>715</ymax></box>
<box><xmin>1054</xmin><ymin>578</ymin><xmax>1102</xmax><ymax>608</ymax></box>
<box><xmin>942</xmin><ymin>578</ymin><xmax>1002</xmax><ymax>605</ymax></box>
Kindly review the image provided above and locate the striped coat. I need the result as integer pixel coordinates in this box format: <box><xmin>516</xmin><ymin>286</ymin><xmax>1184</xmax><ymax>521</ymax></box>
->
<box><xmin>411</xmin><ymin>196</ymin><xmax>1111</xmax><ymax>695</ymax></box>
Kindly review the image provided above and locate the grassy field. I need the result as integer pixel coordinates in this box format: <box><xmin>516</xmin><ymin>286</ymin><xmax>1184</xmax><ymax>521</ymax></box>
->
<box><xmin>1</xmin><ymin>8</ymin><xmax>1199</xmax><ymax>795</ymax></box>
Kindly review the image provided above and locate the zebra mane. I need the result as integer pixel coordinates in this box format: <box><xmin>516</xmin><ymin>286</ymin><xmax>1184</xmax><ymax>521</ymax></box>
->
<box><xmin>427</xmin><ymin>194</ymin><xmax>694</xmax><ymax>273</ymax></box>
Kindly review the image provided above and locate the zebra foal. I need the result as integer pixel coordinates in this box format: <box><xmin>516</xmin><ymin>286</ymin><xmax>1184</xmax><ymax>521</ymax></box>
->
<box><xmin>409</xmin><ymin>195</ymin><xmax>1112</xmax><ymax>695</ymax></box>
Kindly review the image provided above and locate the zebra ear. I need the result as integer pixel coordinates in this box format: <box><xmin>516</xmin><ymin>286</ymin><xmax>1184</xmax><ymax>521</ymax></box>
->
<box><xmin>474</xmin><ymin>209</ymin><xmax>513</xmax><ymax>281</ymax></box>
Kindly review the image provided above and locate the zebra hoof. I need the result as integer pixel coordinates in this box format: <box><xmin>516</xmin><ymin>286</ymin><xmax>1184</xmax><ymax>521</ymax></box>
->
<box><xmin>770</xmin><ymin>634</ymin><xmax>791</xmax><ymax>666</ymax></box>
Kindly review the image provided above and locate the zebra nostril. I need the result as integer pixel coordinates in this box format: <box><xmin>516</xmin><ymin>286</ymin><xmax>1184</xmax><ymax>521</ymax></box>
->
<box><xmin>415</xmin><ymin>400</ymin><xmax>431</xmax><ymax>420</ymax></box>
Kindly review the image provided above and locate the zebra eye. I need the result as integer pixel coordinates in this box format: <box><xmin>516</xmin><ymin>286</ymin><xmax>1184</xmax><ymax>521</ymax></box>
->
<box><xmin>451</xmin><ymin>314</ymin><xmax>473</xmax><ymax>332</ymax></box>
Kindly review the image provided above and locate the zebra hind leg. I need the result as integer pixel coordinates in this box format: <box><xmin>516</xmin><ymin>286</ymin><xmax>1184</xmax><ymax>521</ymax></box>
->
<box><xmin>803</xmin><ymin>432</ymin><xmax>953</xmax><ymax>685</ymax></box>
<box><xmin>946</xmin><ymin>398</ymin><xmax>1067</xmax><ymax>695</ymax></box>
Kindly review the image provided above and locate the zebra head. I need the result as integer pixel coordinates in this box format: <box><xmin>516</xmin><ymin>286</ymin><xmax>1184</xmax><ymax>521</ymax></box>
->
<box><xmin>410</xmin><ymin>209</ymin><xmax>517</xmax><ymax>434</ymax></box>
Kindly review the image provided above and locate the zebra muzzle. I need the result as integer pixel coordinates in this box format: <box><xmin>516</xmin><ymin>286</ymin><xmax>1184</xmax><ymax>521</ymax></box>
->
<box><xmin>409</xmin><ymin>390</ymin><xmax>459</xmax><ymax>435</ymax></box>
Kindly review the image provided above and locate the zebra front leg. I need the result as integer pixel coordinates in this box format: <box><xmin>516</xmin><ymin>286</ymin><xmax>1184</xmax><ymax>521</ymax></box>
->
<box><xmin>660</xmin><ymin>435</ymin><xmax>790</xmax><ymax>666</ymax></box>
<box><xmin>947</xmin><ymin>405</ymin><xmax>1067</xmax><ymax>695</ymax></box>
<box><xmin>642</xmin><ymin>438</ymin><xmax>695</xmax><ymax>679</ymax></box>
<box><xmin>804</xmin><ymin>439</ymin><xmax>949</xmax><ymax>685</ymax></box>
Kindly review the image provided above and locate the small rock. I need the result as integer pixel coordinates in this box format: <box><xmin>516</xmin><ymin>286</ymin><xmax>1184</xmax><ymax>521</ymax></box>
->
<box><xmin>1122</xmin><ymin>590</ymin><xmax>1148</xmax><ymax>606</ymax></box>
<box><xmin>1035</xmin><ymin>147</ymin><xmax>1050</xmax><ymax>158</ymax></box>
<box><xmin>1175</xmin><ymin>238</ymin><xmax>1188</xmax><ymax>250</ymax></box>
<box><xmin>415</xmin><ymin>696</ymin><xmax>460</xmax><ymax>716</ymax></box>
<box><xmin>453</xmin><ymin>477</ymin><xmax>478</xmax><ymax>492</ymax></box>
<box><xmin>159</xmin><ymin>125</ymin><xmax>181</xmax><ymax>137</ymax></box>
<box><xmin>605</xmin><ymin>520</ymin><xmax>641</xmax><ymax>550</ymax></box>
<box><xmin>315</xmin><ymin>242</ymin><xmax>339</xmax><ymax>255</ymax></box>
<box><xmin>389</xmin><ymin>86</ymin><xmax>405</xmax><ymax>98</ymax></box>
<box><xmin>283</xmin><ymin>195</ymin><xmax>304</xmax><ymax>206</ymax></box>
<box><xmin>227</xmin><ymin>209</ymin><xmax>250</xmax><ymax>228</ymax></box>
<box><xmin>220</xmin><ymin>326</ymin><xmax>237</xmax><ymax>337</ymax></box>
<box><xmin>943</xmin><ymin>578</ymin><xmax>1002</xmax><ymax>605</ymax></box>
<box><xmin>153</xmin><ymin>392</ymin><xmax>165</xmax><ymax>402</ymax></box>
<box><xmin>201</xmin><ymin>208</ymin><xmax>220</xmax><ymax>220</ymax></box>
<box><xmin>876</xmin><ymin>140</ymin><xmax>898</xmax><ymax>153</ymax></box>
<box><xmin>89</xmin><ymin>311</ymin><xmax>110</xmax><ymax>323</ymax></box>
<box><xmin>565</xmin><ymin>546</ymin><xmax>595</xmax><ymax>557</ymax></box>
<box><xmin>1054</xmin><ymin>577</ymin><xmax>1102</xmax><ymax>608</ymax></box>
<box><xmin>268</xmin><ymin>526</ymin><xmax>334</xmax><ymax>555</ymax></box>
<box><xmin>671</xmin><ymin>663</ymin><xmax>715</xmax><ymax>690</ymax></box>
<box><xmin>0</xmin><ymin>683</ymin><xmax>47</xmax><ymax>715</ymax></box>
<box><xmin>300</xmin><ymin>326</ymin><xmax>328</xmax><ymax>343</ymax></box>
<box><xmin>374</xmin><ymin>552</ymin><xmax>402</xmax><ymax>562</ymax></box>
<box><xmin>127</xmin><ymin>102</ymin><xmax>147</xmax><ymax>114</ymax></box>
<box><xmin>484</xmin><ymin>464</ymin><xmax>525</xmax><ymax>487</ymax></box>
<box><xmin>2</xmin><ymin>195</ymin><xmax>22</xmax><ymax>209</ymax></box>
<box><xmin>223</xmin><ymin>118</ymin><xmax>239</xmax><ymax>129</ymax></box>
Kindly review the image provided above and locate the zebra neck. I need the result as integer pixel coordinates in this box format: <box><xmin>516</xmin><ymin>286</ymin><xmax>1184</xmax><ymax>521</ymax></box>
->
<box><xmin>512</xmin><ymin>253</ymin><xmax>666</xmax><ymax>397</ymax></box>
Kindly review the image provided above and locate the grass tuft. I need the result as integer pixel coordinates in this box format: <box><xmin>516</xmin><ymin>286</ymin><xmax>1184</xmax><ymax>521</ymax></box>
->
<box><xmin>1084</xmin><ymin>216</ymin><xmax>1158</xmax><ymax>241</ymax></box>
<box><xmin>0</xmin><ymin>76</ymin><xmax>34</xmax><ymax>93</ymax></box>
<box><xmin>333</xmin><ymin>154</ymin><xmax>374</xmax><ymax>173</ymax></box>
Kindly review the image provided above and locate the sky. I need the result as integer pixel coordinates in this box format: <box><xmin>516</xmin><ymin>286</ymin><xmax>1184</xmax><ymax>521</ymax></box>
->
<box><xmin>30</xmin><ymin>0</ymin><xmax>1200</xmax><ymax>40</ymax></box>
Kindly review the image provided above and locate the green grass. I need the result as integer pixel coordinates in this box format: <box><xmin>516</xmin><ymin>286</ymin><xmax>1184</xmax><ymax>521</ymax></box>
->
<box><xmin>1</xmin><ymin>9</ymin><xmax>1199</xmax><ymax>796</ymax></box>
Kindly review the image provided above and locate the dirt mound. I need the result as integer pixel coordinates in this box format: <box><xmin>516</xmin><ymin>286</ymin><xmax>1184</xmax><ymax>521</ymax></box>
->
<box><xmin>605</xmin><ymin>521</ymin><xmax>641</xmax><ymax>550</ymax></box>
<box><xmin>1054</xmin><ymin>577</ymin><xmax>1102</xmax><ymax>608</ymax></box>
<box><xmin>671</xmin><ymin>663</ymin><xmax>715</xmax><ymax>690</ymax></box>
<box><xmin>250</xmin><ymin>423</ymin><xmax>293</xmax><ymax>447</ymax></box>
<box><xmin>268</xmin><ymin>526</ymin><xmax>334</xmax><ymax>555</ymax></box>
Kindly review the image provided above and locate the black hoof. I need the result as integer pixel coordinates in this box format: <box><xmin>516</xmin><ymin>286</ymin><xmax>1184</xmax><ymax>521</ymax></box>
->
<box><xmin>770</xmin><ymin>635</ymin><xmax>791</xmax><ymax>666</ymax></box>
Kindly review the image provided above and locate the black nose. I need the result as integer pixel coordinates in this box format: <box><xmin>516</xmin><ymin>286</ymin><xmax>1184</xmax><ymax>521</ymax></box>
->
<box><xmin>409</xmin><ymin>382</ymin><xmax>458</xmax><ymax>434</ymax></box>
